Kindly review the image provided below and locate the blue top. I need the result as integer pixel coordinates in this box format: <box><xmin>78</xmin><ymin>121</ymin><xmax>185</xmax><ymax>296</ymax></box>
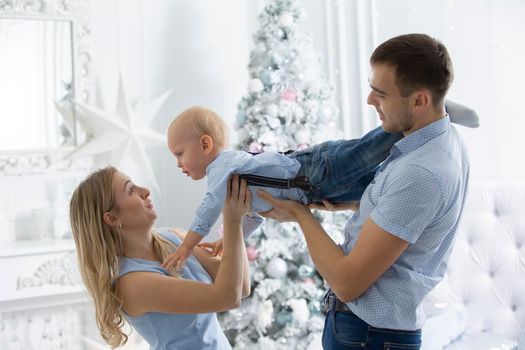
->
<box><xmin>118</xmin><ymin>228</ymin><xmax>232</xmax><ymax>350</ymax></box>
<box><xmin>341</xmin><ymin>116</ymin><xmax>470</xmax><ymax>330</ymax></box>
<box><xmin>190</xmin><ymin>150</ymin><xmax>305</xmax><ymax>236</ymax></box>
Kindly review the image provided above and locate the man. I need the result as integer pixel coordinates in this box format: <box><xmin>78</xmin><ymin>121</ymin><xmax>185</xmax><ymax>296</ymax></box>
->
<box><xmin>257</xmin><ymin>33</ymin><xmax>470</xmax><ymax>349</ymax></box>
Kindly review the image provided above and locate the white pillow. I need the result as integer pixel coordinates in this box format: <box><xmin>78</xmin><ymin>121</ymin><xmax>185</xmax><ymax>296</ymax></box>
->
<box><xmin>422</xmin><ymin>278</ymin><xmax>461</xmax><ymax>317</ymax></box>
<box><xmin>421</xmin><ymin>278</ymin><xmax>468</xmax><ymax>350</ymax></box>
<box><xmin>421</xmin><ymin>303</ymin><xmax>468</xmax><ymax>350</ymax></box>
<box><xmin>445</xmin><ymin>332</ymin><xmax>518</xmax><ymax>350</ymax></box>
<box><xmin>518</xmin><ymin>332</ymin><xmax>525</xmax><ymax>350</ymax></box>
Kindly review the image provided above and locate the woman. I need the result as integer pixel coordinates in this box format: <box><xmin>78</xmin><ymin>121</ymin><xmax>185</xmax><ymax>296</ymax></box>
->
<box><xmin>70</xmin><ymin>166</ymin><xmax>251</xmax><ymax>349</ymax></box>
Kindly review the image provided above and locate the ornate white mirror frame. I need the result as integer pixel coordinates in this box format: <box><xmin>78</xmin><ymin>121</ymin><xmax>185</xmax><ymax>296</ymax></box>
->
<box><xmin>0</xmin><ymin>0</ymin><xmax>92</xmax><ymax>175</ymax></box>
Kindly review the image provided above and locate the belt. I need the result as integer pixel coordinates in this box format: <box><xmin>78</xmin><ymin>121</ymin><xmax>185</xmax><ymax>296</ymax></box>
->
<box><xmin>322</xmin><ymin>291</ymin><xmax>351</xmax><ymax>314</ymax></box>
<box><xmin>239</xmin><ymin>174</ymin><xmax>315</xmax><ymax>192</ymax></box>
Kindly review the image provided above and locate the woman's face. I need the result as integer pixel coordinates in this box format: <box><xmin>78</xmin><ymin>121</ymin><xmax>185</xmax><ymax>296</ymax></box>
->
<box><xmin>110</xmin><ymin>171</ymin><xmax>157</xmax><ymax>230</ymax></box>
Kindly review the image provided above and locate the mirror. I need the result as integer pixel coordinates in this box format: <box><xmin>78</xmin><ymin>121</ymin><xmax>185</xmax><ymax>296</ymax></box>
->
<box><xmin>0</xmin><ymin>1</ymin><xmax>91</xmax><ymax>175</ymax></box>
<box><xmin>0</xmin><ymin>18</ymin><xmax>75</xmax><ymax>151</ymax></box>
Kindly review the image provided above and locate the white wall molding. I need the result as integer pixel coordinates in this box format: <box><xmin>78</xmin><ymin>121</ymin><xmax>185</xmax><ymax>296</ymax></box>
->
<box><xmin>334</xmin><ymin>0</ymin><xmax>353</xmax><ymax>137</ymax></box>
<box><xmin>322</xmin><ymin>0</ymin><xmax>377</xmax><ymax>137</ymax></box>
<box><xmin>218</xmin><ymin>0</ymin><xmax>250</xmax><ymax>144</ymax></box>
<box><xmin>0</xmin><ymin>290</ymin><xmax>88</xmax><ymax>313</ymax></box>
<box><xmin>356</xmin><ymin>0</ymin><xmax>378</xmax><ymax>132</ymax></box>
<box><xmin>323</xmin><ymin>0</ymin><xmax>336</xmax><ymax>98</ymax></box>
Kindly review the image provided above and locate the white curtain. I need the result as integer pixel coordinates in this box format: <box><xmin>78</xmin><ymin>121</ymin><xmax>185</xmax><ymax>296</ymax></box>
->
<box><xmin>322</xmin><ymin>0</ymin><xmax>525</xmax><ymax>182</ymax></box>
<box><xmin>369</xmin><ymin>0</ymin><xmax>525</xmax><ymax>182</ymax></box>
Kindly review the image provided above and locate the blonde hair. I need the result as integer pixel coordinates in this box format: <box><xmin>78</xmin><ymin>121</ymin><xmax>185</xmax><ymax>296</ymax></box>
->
<box><xmin>170</xmin><ymin>106</ymin><xmax>229</xmax><ymax>149</ymax></box>
<box><xmin>70</xmin><ymin>166</ymin><xmax>178</xmax><ymax>348</ymax></box>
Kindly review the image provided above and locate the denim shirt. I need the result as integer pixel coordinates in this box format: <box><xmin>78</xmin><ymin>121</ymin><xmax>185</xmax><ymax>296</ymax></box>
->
<box><xmin>190</xmin><ymin>150</ymin><xmax>303</xmax><ymax>237</ymax></box>
<box><xmin>118</xmin><ymin>229</ymin><xmax>231</xmax><ymax>350</ymax></box>
<box><xmin>342</xmin><ymin>116</ymin><xmax>470</xmax><ymax>330</ymax></box>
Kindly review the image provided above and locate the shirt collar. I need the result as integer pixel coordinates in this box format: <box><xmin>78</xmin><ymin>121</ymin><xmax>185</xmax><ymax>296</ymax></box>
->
<box><xmin>393</xmin><ymin>115</ymin><xmax>450</xmax><ymax>156</ymax></box>
<box><xmin>205</xmin><ymin>150</ymin><xmax>231</xmax><ymax>176</ymax></box>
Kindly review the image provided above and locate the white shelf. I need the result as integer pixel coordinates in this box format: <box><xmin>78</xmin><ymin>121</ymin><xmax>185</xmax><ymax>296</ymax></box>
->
<box><xmin>0</xmin><ymin>287</ymin><xmax>88</xmax><ymax>313</ymax></box>
<box><xmin>0</xmin><ymin>239</ymin><xmax>75</xmax><ymax>258</ymax></box>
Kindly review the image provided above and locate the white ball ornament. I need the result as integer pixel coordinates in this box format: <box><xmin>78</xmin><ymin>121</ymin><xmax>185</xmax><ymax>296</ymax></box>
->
<box><xmin>255</xmin><ymin>43</ymin><xmax>266</xmax><ymax>55</ymax></box>
<box><xmin>295</xmin><ymin>129</ymin><xmax>310</xmax><ymax>144</ymax></box>
<box><xmin>266</xmin><ymin>104</ymin><xmax>279</xmax><ymax>117</ymax></box>
<box><xmin>266</xmin><ymin>257</ymin><xmax>288</xmax><ymax>279</ymax></box>
<box><xmin>253</xmin><ymin>270</ymin><xmax>265</xmax><ymax>282</ymax></box>
<box><xmin>279</xmin><ymin>12</ymin><xmax>294</xmax><ymax>27</ymax></box>
<box><xmin>274</xmin><ymin>28</ymin><xmax>285</xmax><ymax>39</ymax></box>
<box><xmin>248</xmin><ymin>78</ymin><xmax>264</xmax><ymax>93</ymax></box>
<box><xmin>260</xmin><ymin>131</ymin><xmax>278</xmax><ymax>146</ymax></box>
<box><xmin>318</xmin><ymin>101</ymin><xmax>337</xmax><ymax>118</ymax></box>
<box><xmin>288</xmin><ymin>298</ymin><xmax>310</xmax><ymax>325</ymax></box>
<box><xmin>267</xmin><ymin>116</ymin><xmax>281</xmax><ymax>129</ymax></box>
<box><xmin>237</xmin><ymin>127</ymin><xmax>248</xmax><ymax>141</ymax></box>
<box><xmin>271</xmin><ymin>52</ymin><xmax>284</xmax><ymax>65</ymax></box>
<box><xmin>257</xmin><ymin>299</ymin><xmax>274</xmax><ymax>332</ymax></box>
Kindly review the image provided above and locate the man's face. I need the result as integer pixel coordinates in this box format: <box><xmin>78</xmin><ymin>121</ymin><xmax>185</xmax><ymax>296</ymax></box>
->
<box><xmin>367</xmin><ymin>63</ymin><xmax>414</xmax><ymax>134</ymax></box>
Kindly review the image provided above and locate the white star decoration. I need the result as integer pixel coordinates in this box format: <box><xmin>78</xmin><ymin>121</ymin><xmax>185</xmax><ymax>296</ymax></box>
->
<box><xmin>58</xmin><ymin>77</ymin><xmax>172</xmax><ymax>192</ymax></box>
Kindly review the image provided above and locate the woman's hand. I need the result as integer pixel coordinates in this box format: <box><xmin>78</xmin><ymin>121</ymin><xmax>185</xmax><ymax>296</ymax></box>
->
<box><xmin>256</xmin><ymin>189</ymin><xmax>312</xmax><ymax>222</ymax></box>
<box><xmin>222</xmin><ymin>175</ymin><xmax>251</xmax><ymax>225</ymax></box>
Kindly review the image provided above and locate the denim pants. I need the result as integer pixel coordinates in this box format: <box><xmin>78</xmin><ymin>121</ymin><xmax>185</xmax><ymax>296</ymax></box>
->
<box><xmin>321</xmin><ymin>292</ymin><xmax>422</xmax><ymax>350</ymax></box>
<box><xmin>289</xmin><ymin>127</ymin><xmax>402</xmax><ymax>203</ymax></box>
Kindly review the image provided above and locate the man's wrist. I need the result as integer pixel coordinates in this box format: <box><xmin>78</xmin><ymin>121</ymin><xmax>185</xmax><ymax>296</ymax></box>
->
<box><xmin>225</xmin><ymin>217</ymin><xmax>243</xmax><ymax>225</ymax></box>
<box><xmin>293</xmin><ymin>206</ymin><xmax>312</xmax><ymax>222</ymax></box>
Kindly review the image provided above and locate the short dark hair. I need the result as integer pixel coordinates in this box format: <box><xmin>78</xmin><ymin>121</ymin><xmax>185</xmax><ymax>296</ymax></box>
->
<box><xmin>370</xmin><ymin>33</ymin><xmax>453</xmax><ymax>107</ymax></box>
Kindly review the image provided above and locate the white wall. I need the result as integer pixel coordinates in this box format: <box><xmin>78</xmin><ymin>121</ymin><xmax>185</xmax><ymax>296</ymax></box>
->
<box><xmin>370</xmin><ymin>0</ymin><xmax>525</xmax><ymax>182</ymax></box>
<box><xmin>299</xmin><ymin>0</ymin><xmax>525</xmax><ymax>183</ymax></box>
<box><xmin>89</xmin><ymin>0</ymin><xmax>250</xmax><ymax>230</ymax></box>
<box><xmin>87</xmin><ymin>0</ymin><xmax>334</xmax><ymax>230</ymax></box>
<box><xmin>88</xmin><ymin>0</ymin><xmax>525</xmax><ymax>230</ymax></box>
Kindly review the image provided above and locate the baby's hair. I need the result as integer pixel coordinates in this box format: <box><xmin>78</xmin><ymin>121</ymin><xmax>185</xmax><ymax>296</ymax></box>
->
<box><xmin>172</xmin><ymin>106</ymin><xmax>229</xmax><ymax>149</ymax></box>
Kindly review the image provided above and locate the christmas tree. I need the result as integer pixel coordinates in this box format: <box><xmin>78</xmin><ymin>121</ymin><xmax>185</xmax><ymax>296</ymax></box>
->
<box><xmin>234</xmin><ymin>0</ymin><xmax>340</xmax><ymax>153</ymax></box>
<box><xmin>219</xmin><ymin>0</ymin><xmax>350</xmax><ymax>348</ymax></box>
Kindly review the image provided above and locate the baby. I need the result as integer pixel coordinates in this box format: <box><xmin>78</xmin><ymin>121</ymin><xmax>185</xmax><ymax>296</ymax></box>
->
<box><xmin>164</xmin><ymin>103</ymin><xmax>479</xmax><ymax>269</ymax></box>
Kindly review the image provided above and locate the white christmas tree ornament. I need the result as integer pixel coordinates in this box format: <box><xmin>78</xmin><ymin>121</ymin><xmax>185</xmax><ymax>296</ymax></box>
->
<box><xmin>61</xmin><ymin>77</ymin><xmax>172</xmax><ymax>191</ymax></box>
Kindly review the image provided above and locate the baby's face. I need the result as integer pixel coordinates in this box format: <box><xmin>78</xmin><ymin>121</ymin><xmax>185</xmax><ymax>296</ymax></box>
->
<box><xmin>168</xmin><ymin>126</ymin><xmax>211</xmax><ymax>180</ymax></box>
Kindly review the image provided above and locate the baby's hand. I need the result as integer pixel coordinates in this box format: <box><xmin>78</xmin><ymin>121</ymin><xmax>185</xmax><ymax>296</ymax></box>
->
<box><xmin>161</xmin><ymin>245</ymin><xmax>193</xmax><ymax>271</ymax></box>
<box><xmin>198</xmin><ymin>239</ymin><xmax>223</xmax><ymax>256</ymax></box>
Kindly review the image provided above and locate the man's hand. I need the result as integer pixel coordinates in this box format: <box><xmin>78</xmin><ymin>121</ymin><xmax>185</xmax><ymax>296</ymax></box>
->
<box><xmin>198</xmin><ymin>239</ymin><xmax>223</xmax><ymax>256</ymax></box>
<box><xmin>257</xmin><ymin>189</ymin><xmax>312</xmax><ymax>222</ymax></box>
<box><xmin>308</xmin><ymin>200</ymin><xmax>360</xmax><ymax>212</ymax></box>
<box><xmin>161</xmin><ymin>245</ymin><xmax>193</xmax><ymax>271</ymax></box>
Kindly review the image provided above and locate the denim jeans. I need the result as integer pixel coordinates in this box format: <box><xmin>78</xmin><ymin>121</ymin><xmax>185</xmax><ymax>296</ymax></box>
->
<box><xmin>322</xmin><ymin>308</ymin><xmax>422</xmax><ymax>350</ymax></box>
<box><xmin>289</xmin><ymin>127</ymin><xmax>402</xmax><ymax>203</ymax></box>
<box><xmin>320</xmin><ymin>291</ymin><xmax>421</xmax><ymax>350</ymax></box>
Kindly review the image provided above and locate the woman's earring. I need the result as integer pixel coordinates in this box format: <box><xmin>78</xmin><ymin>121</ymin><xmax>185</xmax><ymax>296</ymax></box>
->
<box><xmin>118</xmin><ymin>223</ymin><xmax>122</xmax><ymax>229</ymax></box>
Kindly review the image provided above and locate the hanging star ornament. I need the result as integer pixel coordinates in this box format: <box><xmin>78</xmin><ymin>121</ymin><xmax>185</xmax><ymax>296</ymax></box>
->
<box><xmin>59</xmin><ymin>76</ymin><xmax>172</xmax><ymax>192</ymax></box>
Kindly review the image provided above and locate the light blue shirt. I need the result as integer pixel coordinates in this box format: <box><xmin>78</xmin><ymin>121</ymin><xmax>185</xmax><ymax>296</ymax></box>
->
<box><xmin>190</xmin><ymin>150</ymin><xmax>305</xmax><ymax>236</ymax></box>
<box><xmin>118</xmin><ymin>229</ymin><xmax>231</xmax><ymax>350</ymax></box>
<box><xmin>342</xmin><ymin>116</ymin><xmax>470</xmax><ymax>330</ymax></box>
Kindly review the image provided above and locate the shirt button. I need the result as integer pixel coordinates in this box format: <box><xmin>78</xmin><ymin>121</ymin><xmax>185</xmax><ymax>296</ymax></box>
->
<box><xmin>371</xmin><ymin>180</ymin><xmax>376</xmax><ymax>184</ymax></box>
